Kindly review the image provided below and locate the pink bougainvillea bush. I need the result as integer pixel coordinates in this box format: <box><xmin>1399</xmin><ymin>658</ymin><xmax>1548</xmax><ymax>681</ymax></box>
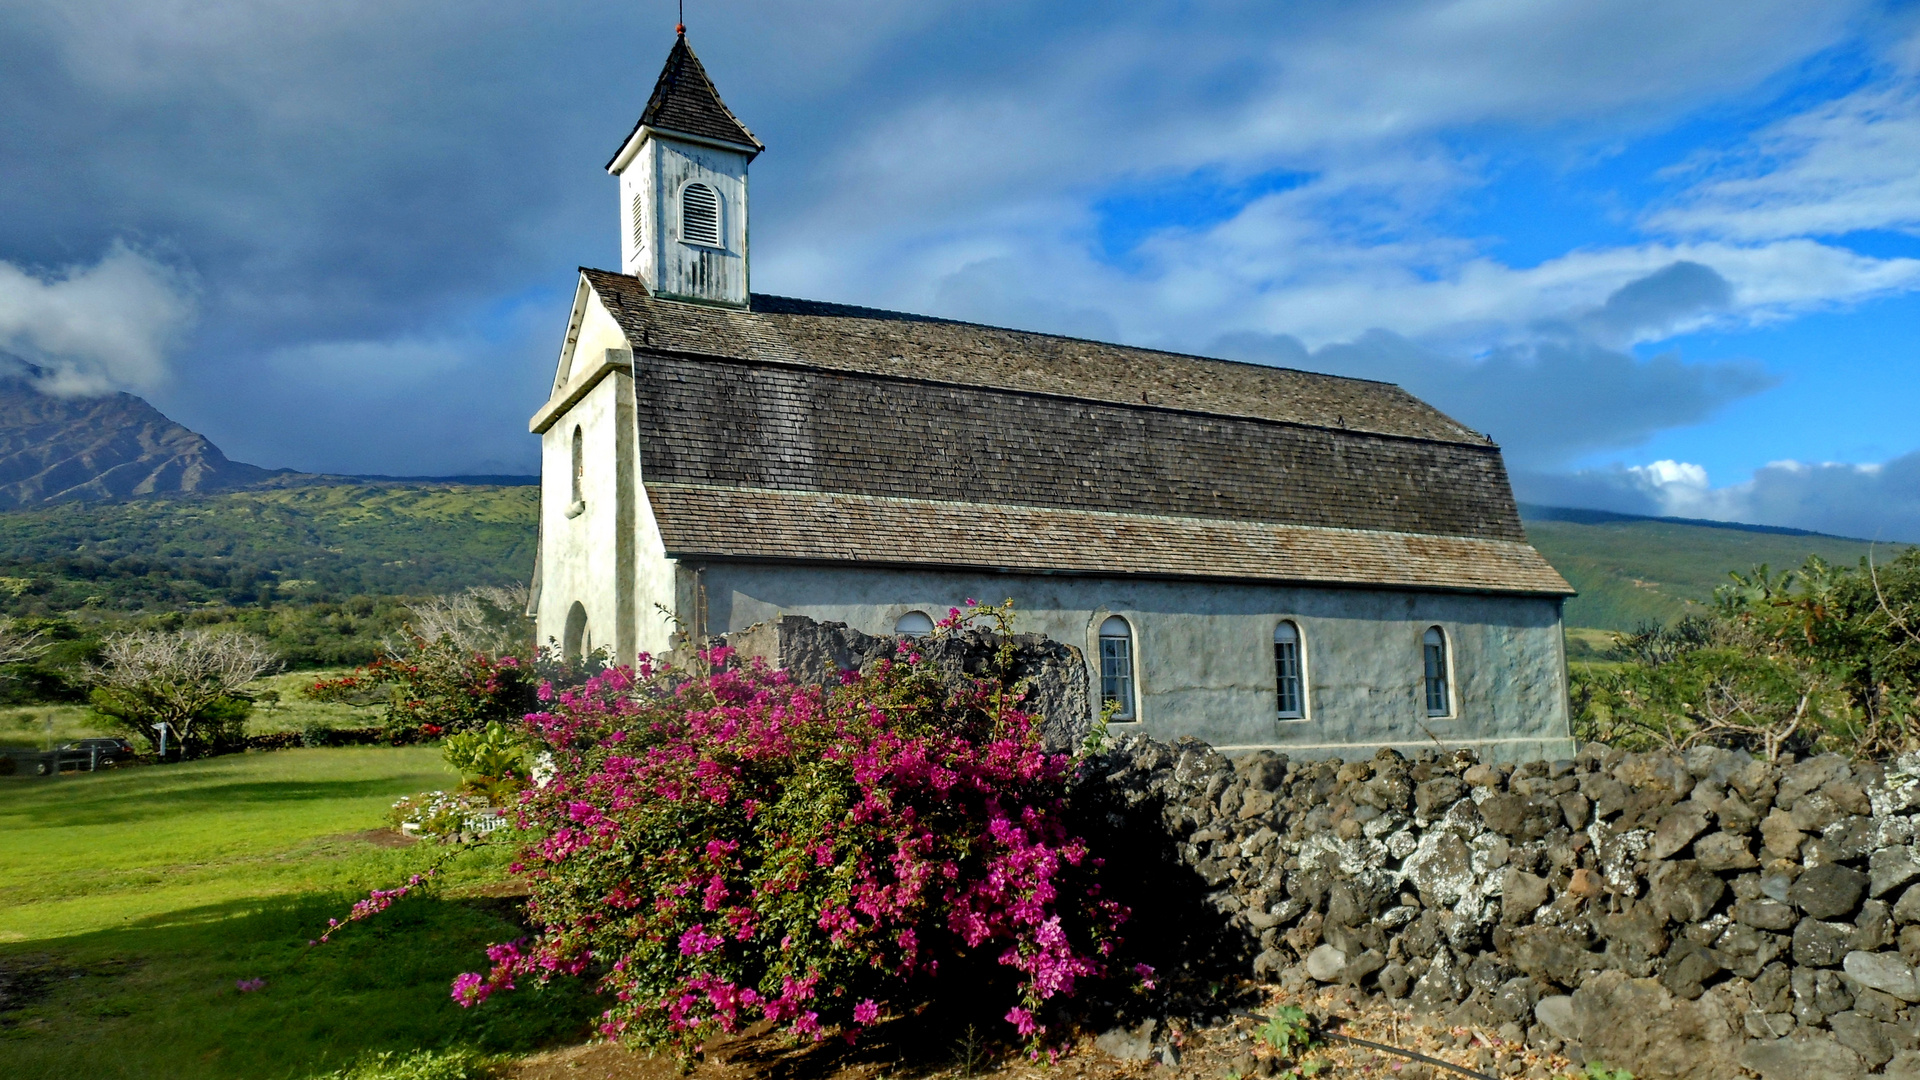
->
<box><xmin>456</xmin><ymin>604</ymin><xmax>1132</xmax><ymax>1054</ymax></box>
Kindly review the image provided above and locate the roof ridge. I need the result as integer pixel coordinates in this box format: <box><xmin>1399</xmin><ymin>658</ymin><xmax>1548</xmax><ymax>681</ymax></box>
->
<box><xmin>748</xmin><ymin>292</ymin><xmax>1412</xmax><ymax>392</ymax></box>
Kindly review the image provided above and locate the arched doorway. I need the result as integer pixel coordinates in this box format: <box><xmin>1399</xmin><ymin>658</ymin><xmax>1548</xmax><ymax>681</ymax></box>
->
<box><xmin>564</xmin><ymin>602</ymin><xmax>589</xmax><ymax>661</ymax></box>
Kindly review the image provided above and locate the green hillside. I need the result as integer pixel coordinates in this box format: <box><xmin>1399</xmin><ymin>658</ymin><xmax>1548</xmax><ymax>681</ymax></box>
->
<box><xmin>1521</xmin><ymin>509</ymin><xmax>1907</xmax><ymax>632</ymax></box>
<box><xmin>0</xmin><ymin>483</ymin><xmax>537</xmax><ymax>615</ymax></box>
<box><xmin>0</xmin><ymin>483</ymin><xmax>1903</xmax><ymax>650</ymax></box>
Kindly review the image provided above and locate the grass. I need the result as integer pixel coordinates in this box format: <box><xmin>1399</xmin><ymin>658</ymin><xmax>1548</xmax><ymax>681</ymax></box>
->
<box><xmin>0</xmin><ymin>748</ymin><xmax>601</xmax><ymax>1079</ymax></box>
<box><xmin>1523</xmin><ymin>516</ymin><xmax>1898</xmax><ymax>631</ymax></box>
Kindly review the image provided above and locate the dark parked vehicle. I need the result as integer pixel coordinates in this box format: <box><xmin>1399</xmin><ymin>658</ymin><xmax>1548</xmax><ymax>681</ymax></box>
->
<box><xmin>61</xmin><ymin>738</ymin><xmax>138</xmax><ymax>765</ymax></box>
<box><xmin>0</xmin><ymin>738</ymin><xmax>139</xmax><ymax>777</ymax></box>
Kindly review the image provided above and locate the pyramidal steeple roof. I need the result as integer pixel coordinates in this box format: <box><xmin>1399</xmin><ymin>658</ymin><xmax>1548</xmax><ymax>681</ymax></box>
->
<box><xmin>609</xmin><ymin>32</ymin><xmax>763</xmax><ymax>166</ymax></box>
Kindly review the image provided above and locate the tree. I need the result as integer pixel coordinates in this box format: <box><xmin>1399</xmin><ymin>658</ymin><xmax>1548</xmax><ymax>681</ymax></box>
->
<box><xmin>398</xmin><ymin>585</ymin><xmax>530</xmax><ymax>657</ymax></box>
<box><xmin>87</xmin><ymin>629</ymin><xmax>281</xmax><ymax>756</ymax></box>
<box><xmin>0</xmin><ymin>616</ymin><xmax>48</xmax><ymax>666</ymax></box>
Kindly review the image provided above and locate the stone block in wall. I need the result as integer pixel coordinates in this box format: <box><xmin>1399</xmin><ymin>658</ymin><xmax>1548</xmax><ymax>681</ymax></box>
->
<box><xmin>1570</xmin><ymin>970</ymin><xmax>1746</xmax><ymax>1080</ymax></box>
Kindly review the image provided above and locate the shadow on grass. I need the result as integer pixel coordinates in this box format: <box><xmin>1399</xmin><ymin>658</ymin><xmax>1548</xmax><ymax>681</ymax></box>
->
<box><xmin>3</xmin><ymin>777</ymin><xmax>441</xmax><ymax>829</ymax></box>
<box><xmin>0</xmin><ymin>889</ymin><xmax>603</xmax><ymax>1080</ymax></box>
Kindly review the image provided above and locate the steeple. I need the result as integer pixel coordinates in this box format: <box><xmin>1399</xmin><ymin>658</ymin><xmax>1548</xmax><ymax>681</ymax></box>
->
<box><xmin>606</xmin><ymin>32</ymin><xmax>760</xmax><ymax>307</ymax></box>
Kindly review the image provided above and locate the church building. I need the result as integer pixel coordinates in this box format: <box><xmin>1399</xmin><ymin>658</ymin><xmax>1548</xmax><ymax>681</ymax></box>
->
<box><xmin>531</xmin><ymin>31</ymin><xmax>1578</xmax><ymax>761</ymax></box>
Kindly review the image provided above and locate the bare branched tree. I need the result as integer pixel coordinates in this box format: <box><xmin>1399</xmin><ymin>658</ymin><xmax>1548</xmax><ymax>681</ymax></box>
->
<box><xmin>398</xmin><ymin>585</ymin><xmax>532</xmax><ymax>657</ymax></box>
<box><xmin>0</xmin><ymin>617</ymin><xmax>48</xmax><ymax>666</ymax></box>
<box><xmin>88</xmin><ymin>629</ymin><xmax>281</xmax><ymax>753</ymax></box>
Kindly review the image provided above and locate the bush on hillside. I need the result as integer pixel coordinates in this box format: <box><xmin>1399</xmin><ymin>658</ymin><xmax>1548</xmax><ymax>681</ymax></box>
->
<box><xmin>1574</xmin><ymin>548</ymin><xmax>1920</xmax><ymax>758</ymax></box>
<box><xmin>456</xmin><ymin>604</ymin><xmax>1134</xmax><ymax>1055</ymax></box>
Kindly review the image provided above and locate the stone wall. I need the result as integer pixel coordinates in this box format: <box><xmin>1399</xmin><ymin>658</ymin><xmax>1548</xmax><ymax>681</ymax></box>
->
<box><xmin>1083</xmin><ymin>736</ymin><xmax>1920</xmax><ymax>1080</ymax></box>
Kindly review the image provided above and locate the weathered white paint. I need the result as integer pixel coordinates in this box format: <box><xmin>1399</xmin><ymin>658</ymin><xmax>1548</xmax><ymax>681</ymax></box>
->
<box><xmin>614</xmin><ymin>132</ymin><xmax>749</xmax><ymax>307</ymax></box>
<box><xmin>681</xmin><ymin>562</ymin><xmax>1574</xmax><ymax>762</ymax></box>
<box><xmin>532</xmin><ymin>280</ymin><xmax>678</xmax><ymax>664</ymax></box>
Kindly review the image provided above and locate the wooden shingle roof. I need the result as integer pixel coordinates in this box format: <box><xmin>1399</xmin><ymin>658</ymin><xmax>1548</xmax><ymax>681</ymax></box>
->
<box><xmin>574</xmin><ymin>269</ymin><xmax>1571</xmax><ymax>596</ymax></box>
<box><xmin>608</xmin><ymin>33</ymin><xmax>762</xmax><ymax>164</ymax></box>
<box><xmin>586</xmin><ymin>270</ymin><xmax>1484</xmax><ymax>445</ymax></box>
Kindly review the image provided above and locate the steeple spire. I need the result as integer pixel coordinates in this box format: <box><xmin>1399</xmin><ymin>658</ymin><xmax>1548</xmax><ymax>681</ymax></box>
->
<box><xmin>607</xmin><ymin>33</ymin><xmax>762</xmax><ymax>169</ymax></box>
<box><xmin>605</xmin><ymin>33</ymin><xmax>759</xmax><ymax>308</ymax></box>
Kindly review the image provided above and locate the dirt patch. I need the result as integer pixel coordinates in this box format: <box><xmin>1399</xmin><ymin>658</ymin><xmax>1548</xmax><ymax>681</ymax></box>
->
<box><xmin>0</xmin><ymin>954</ymin><xmax>137</xmax><ymax>1027</ymax></box>
<box><xmin>503</xmin><ymin>985</ymin><xmax>1582</xmax><ymax>1080</ymax></box>
<box><xmin>336</xmin><ymin>828</ymin><xmax>418</xmax><ymax>848</ymax></box>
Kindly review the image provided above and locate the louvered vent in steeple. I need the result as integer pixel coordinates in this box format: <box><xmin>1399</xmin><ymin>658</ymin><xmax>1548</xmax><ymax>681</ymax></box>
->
<box><xmin>681</xmin><ymin>183</ymin><xmax>721</xmax><ymax>247</ymax></box>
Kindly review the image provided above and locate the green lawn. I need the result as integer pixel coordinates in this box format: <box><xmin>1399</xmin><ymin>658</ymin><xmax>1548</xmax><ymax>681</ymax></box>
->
<box><xmin>0</xmin><ymin>748</ymin><xmax>600</xmax><ymax>1079</ymax></box>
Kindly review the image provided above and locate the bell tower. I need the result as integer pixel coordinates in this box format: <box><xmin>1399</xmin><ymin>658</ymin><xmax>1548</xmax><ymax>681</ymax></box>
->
<box><xmin>606</xmin><ymin>29</ymin><xmax>763</xmax><ymax>308</ymax></box>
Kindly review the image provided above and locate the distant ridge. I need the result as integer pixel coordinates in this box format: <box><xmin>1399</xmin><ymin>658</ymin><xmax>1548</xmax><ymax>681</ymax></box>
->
<box><xmin>1519</xmin><ymin>503</ymin><xmax>1878</xmax><ymax>543</ymax></box>
<box><xmin>344</xmin><ymin>473</ymin><xmax>538</xmax><ymax>486</ymax></box>
<box><xmin>0</xmin><ymin>370</ymin><xmax>282</xmax><ymax>507</ymax></box>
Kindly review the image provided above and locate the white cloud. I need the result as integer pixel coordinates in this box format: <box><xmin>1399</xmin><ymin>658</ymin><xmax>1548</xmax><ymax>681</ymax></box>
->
<box><xmin>1518</xmin><ymin>454</ymin><xmax>1920</xmax><ymax>542</ymax></box>
<box><xmin>1650</xmin><ymin>36</ymin><xmax>1920</xmax><ymax>240</ymax></box>
<box><xmin>0</xmin><ymin>242</ymin><xmax>197</xmax><ymax>395</ymax></box>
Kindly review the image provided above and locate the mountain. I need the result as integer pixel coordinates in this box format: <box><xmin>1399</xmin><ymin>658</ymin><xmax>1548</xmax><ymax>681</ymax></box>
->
<box><xmin>1519</xmin><ymin>504</ymin><xmax>1910</xmax><ymax>632</ymax></box>
<box><xmin>0</xmin><ymin>374</ymin><xmax>278</xmax><ymax>507</ymax></box>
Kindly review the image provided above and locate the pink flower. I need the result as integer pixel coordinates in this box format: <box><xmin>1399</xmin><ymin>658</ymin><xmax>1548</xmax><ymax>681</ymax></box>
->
<box><xmin>678</xmin><ymin>924</ymin><xmax>724</xmax><ymax>956</ymax></box>
<box><xmin>451</xmin><ymin>972</ymin><xmax>491</xmax><ymax>1007</ymax></box>
<box><xmin>1005</xmin><ymin>1006</ymin><xmax>1038</xmax><ymax>1036</ymax></box>
<box><xmin>853</xmin><ymin>999</ymin><xmax>880</xmax><ymax>1025</ymax></box>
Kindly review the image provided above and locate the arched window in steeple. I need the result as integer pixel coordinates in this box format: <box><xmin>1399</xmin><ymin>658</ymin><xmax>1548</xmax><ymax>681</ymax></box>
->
<box><xmin>681</xmin><ymin>182</ymin><xmax>721</xmax><ymax>247</ymax></box>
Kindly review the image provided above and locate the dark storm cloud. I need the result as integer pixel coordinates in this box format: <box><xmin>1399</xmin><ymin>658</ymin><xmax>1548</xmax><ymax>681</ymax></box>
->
<box><xmin>1578</xmin><ymin>261</ymin><xmax>1735</xmax><ymax>343</ymax></box>
<box><xmin>1211</xmin><ymin>327</ymin><xmax>1775</xmax><ymax>469</ymax></box>
<box><xmin>0</xmin><ymin>0</ymin><xmax>945</xmax><ymax>473</ymax></box>
<box><xmin>0</xmin><ymin>1</ymin><xmax>1880</xmax><ymax>476</ymax></box>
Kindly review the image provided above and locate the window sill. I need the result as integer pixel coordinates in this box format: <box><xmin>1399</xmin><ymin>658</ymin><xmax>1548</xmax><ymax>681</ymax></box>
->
<box><xmin>564</xmin><ymin>500</ymin><xmax>586</xmax><ymax>520</ymax></box>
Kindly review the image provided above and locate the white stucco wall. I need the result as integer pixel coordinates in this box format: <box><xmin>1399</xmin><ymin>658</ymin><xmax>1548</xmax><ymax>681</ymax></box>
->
<box><xmin>536</xmin><ymin>375</ymin><xmax>626</xmax><ymax>660</ymax></box>
<box><xmin>686</xmin><ymin>562</ymin><xmax>1573</xmax><ymax>761</ymax></box>
<box><xmin>617</xmin><ymin>136</ymin><xmax>749</xmax><ymax>307</ymax></box>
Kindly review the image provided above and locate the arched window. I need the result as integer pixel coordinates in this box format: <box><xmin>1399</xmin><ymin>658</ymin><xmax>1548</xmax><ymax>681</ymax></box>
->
<box><xmin>570</xmin><ymin>426</ymin><xmax>584</xmax><ymax>503</ymax></box>
<box><xmin>564</xmin><ymin>602</ymin><xmax>590</xmax><ymax>662</ymax></box>
<box><xmin>630</xmin><ymin>192</ymin><xmax>645</xmax><ymax>254</ymax></box>
<box><xmin>1099</xmin><ymin>615</ymin><xmax>1135</xmax><ymax>720</ymax></box>
<box><xmin>566</xmin><ymin>426</ymin><xmax>585</xmax><ymax>518</ymax></box>
<box><xmin>1423</xmin><ymin>626</ymin><xmax>1451</xmax><ymax>717</ymax></box>
<box><xmin>681</xmin><ymin>182</ymin><xmax>721</xmax><ymax>247</ymax></box>
<box><xmin>1274</xmin><ymin>621</ymin><xmax>1305</xmax><ymax>719</ymax></box>
<box><xmin>894</xmin><ymin>611</ymin><xmax>934</xmax><ymax>638</ymax></box>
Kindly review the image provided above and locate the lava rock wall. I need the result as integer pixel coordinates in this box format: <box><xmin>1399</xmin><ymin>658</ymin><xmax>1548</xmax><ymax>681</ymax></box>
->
<box><xmin>1082</xmin><ymin>736</ymin><xmax>1920</xmax><ymax>1080</ymax></box>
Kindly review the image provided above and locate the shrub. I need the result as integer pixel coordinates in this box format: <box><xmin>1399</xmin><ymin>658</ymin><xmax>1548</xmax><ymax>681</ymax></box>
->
<box><xmin>458</xmin><ymin>604</ymin><xmax>1132</xmax><ymax>1056</ymax></box>
<box><xmin>307</xmin><ymin>640</ymin><xmax>536</xmax><ymax>740</ymax></box>
<box><xmin>443</xmin><ymin>720</ymin><xmax>529</xmax><ymax>782</ymax></box>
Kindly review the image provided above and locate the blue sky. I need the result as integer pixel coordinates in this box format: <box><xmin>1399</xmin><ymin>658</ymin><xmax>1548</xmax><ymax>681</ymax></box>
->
<box><xmin>1</xmin><ymin>1</ymin><xmax>1918</xmax><ymax>537</ymax></box>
